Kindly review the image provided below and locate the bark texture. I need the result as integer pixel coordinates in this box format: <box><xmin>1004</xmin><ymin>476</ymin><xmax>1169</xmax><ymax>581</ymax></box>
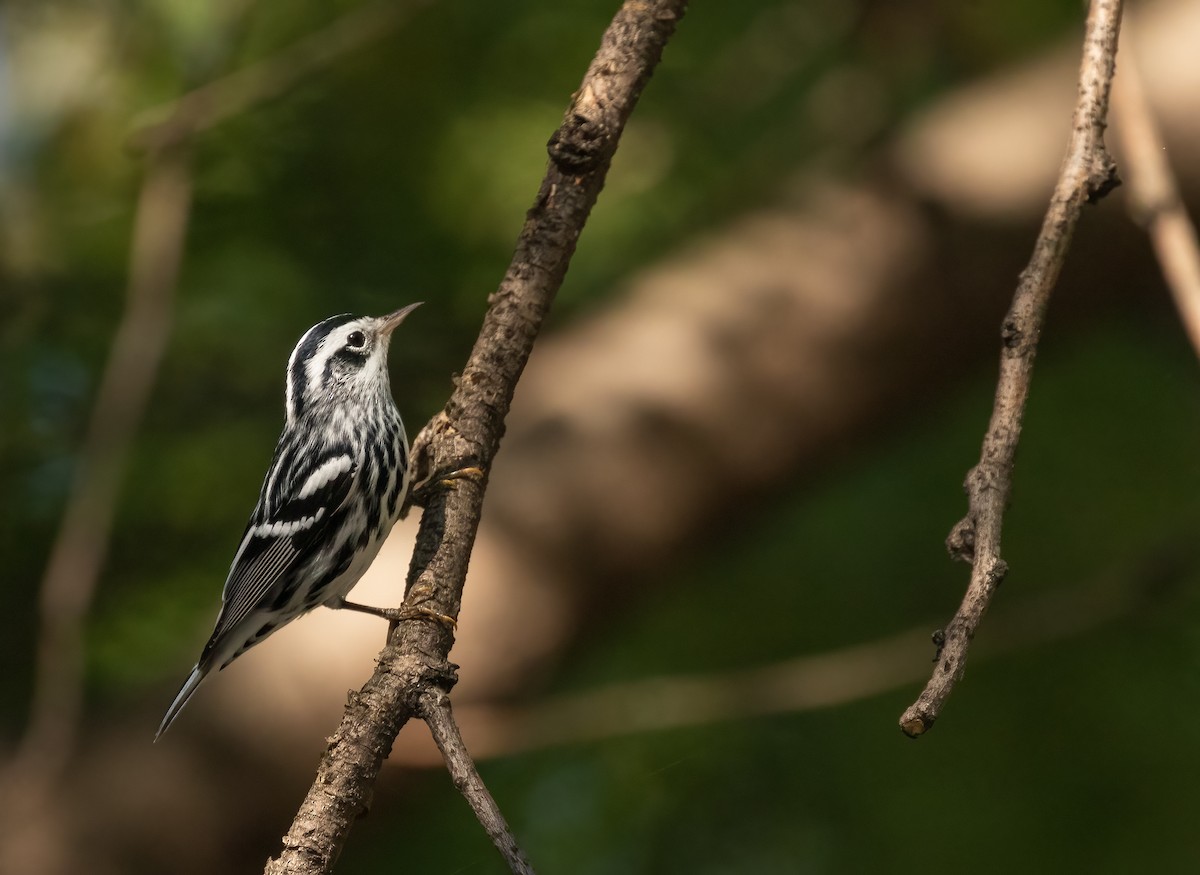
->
<box><xmin>898</xmin><ymin>0</ymin><xmax>1124</xmax><ymax>737</ymax></box>
<box><xmin>264</xmin><ymin>2</ymin><xmax>690</xmax><ymax>871</ymax></box>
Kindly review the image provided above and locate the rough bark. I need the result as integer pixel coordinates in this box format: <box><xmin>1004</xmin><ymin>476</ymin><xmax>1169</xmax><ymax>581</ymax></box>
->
<box><xmin>264</xmin><ymin>2</ymin><xmax>690</xmax><ymax>872</ymax></box>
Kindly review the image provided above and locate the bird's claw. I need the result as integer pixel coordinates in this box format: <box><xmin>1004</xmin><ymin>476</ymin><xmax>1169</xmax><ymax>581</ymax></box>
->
<box><xmin>409</xmin><ymin>464</ymin><xmax>487</xmax><ymax>509</ymax></box>
<box><xmin>439</xmin><ymin>466</ymin><xmax>485</xmax><ymax>488</ymax></box>
<box><xmin>397</xmin><ymin>604</ymin><xmax>458</xmax><ymax>630</ymax></box>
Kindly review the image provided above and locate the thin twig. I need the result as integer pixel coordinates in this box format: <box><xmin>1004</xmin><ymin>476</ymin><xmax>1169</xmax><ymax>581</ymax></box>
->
<box><xmin>1110</xmin><ymin>15</ymin><xmax>1200</xmax><ymax>359</ymax></box>
<box><xmin>421</xmin><ymin>691</ymin><xmax>536</xmax><ymax>875</ymax></box>
<box><xmin>264</xmin><ymin>2</ymin><xmax>689</xmax><ymax>872</ymax></box>
<box><xmin>129</xmin><ymin>0</ymin><xmax>425</xmax><ymax>152</ymax></box>
<box><xmin>899</xmin><ymin>0</ymin><xmax>1124</xmax><ymax>738</ymax></box>
<box><xmin>6</xmin><ymin>146</ymin><xmax>192</xmax><ymax>796</ymax></box>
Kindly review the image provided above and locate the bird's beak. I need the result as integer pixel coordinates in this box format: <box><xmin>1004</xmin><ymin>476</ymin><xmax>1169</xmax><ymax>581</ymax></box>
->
<box><xmin>379</xmin><ymin>301</ymin><xmax>422</xmax><ymax>336</ymax></box>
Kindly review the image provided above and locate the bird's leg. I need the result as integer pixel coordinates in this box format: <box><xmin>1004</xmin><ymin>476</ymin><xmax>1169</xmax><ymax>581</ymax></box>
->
<box><xmin>329</xmin><ymin>597</ymin><xmax>402</xmax><ymax>621</ymax></box>
<box><xmin>329</xmin><ymin>596</ymin><xmax>457</xmax><ymax>630</ymax></box>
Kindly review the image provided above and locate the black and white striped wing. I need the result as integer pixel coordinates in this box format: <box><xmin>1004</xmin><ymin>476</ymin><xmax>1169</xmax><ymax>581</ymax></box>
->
<box><xmin>206</xmin><ymin>451</ymin><xmax>358</xmax><ymax>650</ymax></box>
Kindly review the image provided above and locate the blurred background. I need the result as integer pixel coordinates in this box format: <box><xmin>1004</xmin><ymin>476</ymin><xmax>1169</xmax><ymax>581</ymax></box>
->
<box><xmin>4</xmin><ymin>0</ymin><xmax>1200</xmax><ymax>871</ymax></box>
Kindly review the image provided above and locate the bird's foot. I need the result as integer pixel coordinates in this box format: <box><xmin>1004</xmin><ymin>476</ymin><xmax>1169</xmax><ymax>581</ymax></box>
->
<box><xmin>330</xmin><ymin>596</ymin><xmax>456</xmax><ymax>630</ymax></box>
<box><xmin>408</xmin><ymin>464</ymin><xmax>487</xmax><ymax>510</ymax></box>
<box><xmin>439</xmin><ymin>465</ymin><xmax>485</xmax><ymax>488</ymax></box>
<box><xmin>398</xmin><ymin>604</ymin><xmax>458</xmax><ymax>630</ymax></box>
<box><xmin>399</xmin><ymin>581</ymin><xmax>458</xmax><ymax>630</ymax></box>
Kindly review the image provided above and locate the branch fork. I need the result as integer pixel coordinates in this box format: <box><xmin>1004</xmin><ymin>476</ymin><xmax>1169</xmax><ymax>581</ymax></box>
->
<box><xmin>265</xmin><ymin>3</ymin><xmax>690</xmax><ymax>871</ymax></box>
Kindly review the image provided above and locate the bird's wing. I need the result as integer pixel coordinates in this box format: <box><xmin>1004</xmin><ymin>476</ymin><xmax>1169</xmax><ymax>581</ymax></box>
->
<box><xmin>209</xmin><ymin>448</ymin><xmax>358</xmax><ymax>645</ymax></box>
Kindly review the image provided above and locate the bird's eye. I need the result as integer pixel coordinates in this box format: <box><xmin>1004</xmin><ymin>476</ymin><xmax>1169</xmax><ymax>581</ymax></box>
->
<box><xmin>346</xmin><ymin>330</ymin><xmax>367</xmax><ymax>350</ymax></box>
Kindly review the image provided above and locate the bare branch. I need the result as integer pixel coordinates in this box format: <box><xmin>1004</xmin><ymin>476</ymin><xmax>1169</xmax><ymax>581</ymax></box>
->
<box><xmin>899</xmin><ymin>0</ymin><xmax>1124</xmax><ymax>738</ymax></box>
<box><xmin>264</xmin><ymin>2</ymin><xmax>690</xmax><ymax>871</ymax></box>
<box><xmin>421</xmin><ymin>691</ymin><xmax>535</xmax><ymax>875</ymax></box>
<box><xmin>1111</xmin><ymin>15</ymin><xmax>1200</xmax><ymax>358</ymax></box>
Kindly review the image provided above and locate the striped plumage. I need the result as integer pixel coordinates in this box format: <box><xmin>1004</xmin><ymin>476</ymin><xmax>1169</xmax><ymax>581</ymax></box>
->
<box><xmin>157</xmin><ymin>304</ymin><xmax>420</xmax><ymax>739</ymax></box>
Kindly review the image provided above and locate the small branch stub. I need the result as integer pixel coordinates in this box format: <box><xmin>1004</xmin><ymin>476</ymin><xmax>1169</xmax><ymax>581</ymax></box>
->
<box><xmin>421</xmin><ymin>691</ymin><xmax>536</xmax><ymax>875</ymax></box>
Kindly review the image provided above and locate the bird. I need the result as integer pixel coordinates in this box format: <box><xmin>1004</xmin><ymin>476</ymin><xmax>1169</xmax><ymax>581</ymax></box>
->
<box><xmin>156</xmin><ymin>303</ymin><xmax>422</xmax><ymax>740</ymax></box>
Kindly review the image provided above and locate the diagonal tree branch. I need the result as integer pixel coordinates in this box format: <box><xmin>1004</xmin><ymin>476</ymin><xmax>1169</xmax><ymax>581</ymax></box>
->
<box><xmin>1110</xmin><ymin>14</ymin><xmax>1200</xmax><ymax>360</ymax></box>
<box><xmin>898</xmin><ymin>0</ymin><xmax>1124</xmax><ymax>738</ymax></box>
<box><xmin>264</xmin><ymin>2</ymin><xmax>689</xmax><ymax>872</ymax></box>
<box><xmin>420</xmin><ymin>690</ymin><xmax>536</xmax><ymax>874</ymax></box>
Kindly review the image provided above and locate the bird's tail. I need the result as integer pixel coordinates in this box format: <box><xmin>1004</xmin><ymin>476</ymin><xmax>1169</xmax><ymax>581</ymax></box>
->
<box><xmin>155</xmin><ymin>665</ymin><xmax>207</xmax><ymax>741</ymax></box>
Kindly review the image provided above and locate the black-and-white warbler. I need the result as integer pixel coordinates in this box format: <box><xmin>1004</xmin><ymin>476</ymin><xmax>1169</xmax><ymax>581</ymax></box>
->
<box><xmin>157</xmin><ymin>304</ymin><xmax>421</xmax><ymax>739</ymax></box>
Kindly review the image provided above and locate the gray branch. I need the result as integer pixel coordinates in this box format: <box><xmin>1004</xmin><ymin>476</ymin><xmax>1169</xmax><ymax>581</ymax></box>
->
<box><xmin>899</xmin><ymin>0</ymin><xmax>1124</xmax><ymax>737</ymax></box>
<box><xmin>264</xmin><ymin>1</ymin><xmax>690</xmax><ymax>871</ymax></box>
<box><xmin>420</xmin><ymin>690</ymin><xmax>536</xmax><ymax>875</ymax></box>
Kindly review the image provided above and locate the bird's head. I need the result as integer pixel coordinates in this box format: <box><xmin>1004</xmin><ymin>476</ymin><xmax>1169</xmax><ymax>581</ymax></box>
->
<box><xmin>284</xmin><ymin>302</ymin><xmax>421</xmax><ymax>422</ymax></box>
